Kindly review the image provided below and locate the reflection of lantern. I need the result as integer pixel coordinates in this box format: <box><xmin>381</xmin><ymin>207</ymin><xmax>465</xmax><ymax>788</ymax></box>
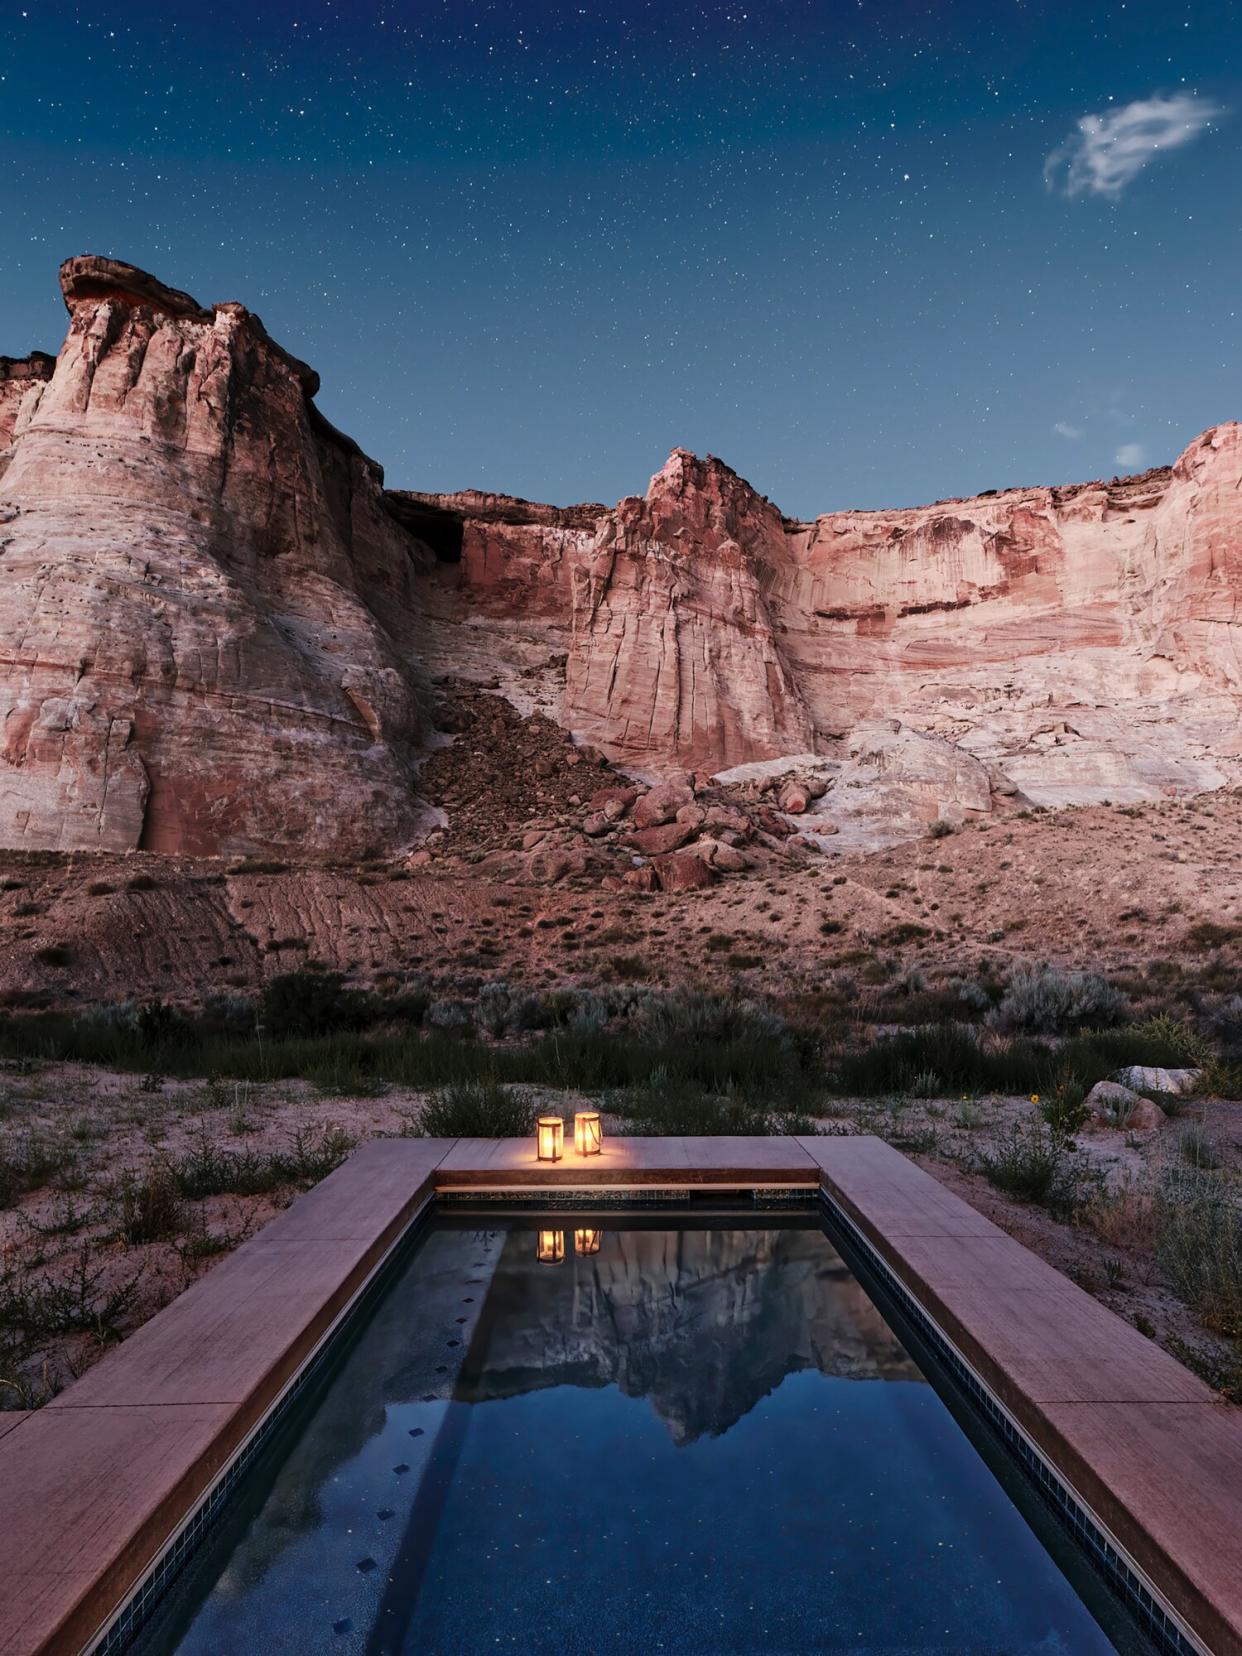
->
<box><xmin>536</xmin><ymin>1116</ymin><xmax>564</xmax><ymax>1162</ymax></box>
<box><xmin>537</xmin><ymin>1229</ymin><xmax>565</xmax><ymax>1265</ymax></box>
<box><xmin>574</xmin><ymin>1228</ymin><xmax>602</xmax><ymax>1256</ymax></box>
<box><xmin>574</xmin><ymin>1110</ymin><xmax>603</xmax><ymax>1156</ymax></box>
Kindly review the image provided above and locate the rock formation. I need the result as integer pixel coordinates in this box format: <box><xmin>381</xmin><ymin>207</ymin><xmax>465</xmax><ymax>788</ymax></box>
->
<box><xmin>412</xmin><ymin>428</ymin><xmax>1242</xmax><ymax>842</ymax></box>
<box><xmin>0</xmin><ymin>257</ymin><xmax>430</xmax><ymax>857</ymax></box>
<box><xmin>6</xmin><ymin>254</ymin><xmax>1242</xmax><ymax>860</ymax></box>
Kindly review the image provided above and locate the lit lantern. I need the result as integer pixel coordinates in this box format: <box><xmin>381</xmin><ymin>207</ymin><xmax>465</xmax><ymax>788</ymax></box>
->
<box><xmin>574</xmin><ymin>1228</ymin><xmax>602</xmax><ymax>1256</ymax></box>
<box><xmin>536</xmin><ymin>1116</ymin><xmax>564</xmax><ymax>1162</ymax></box>
<box><xmin>537</xmin><ymin>1229</ymin><xmax>565</xmax><ymax>1265</ymax></box>
<box><xmin>573</xmin><ymin>1110</ymin><xmax>603</xmax><ymax>1156</ymax></box>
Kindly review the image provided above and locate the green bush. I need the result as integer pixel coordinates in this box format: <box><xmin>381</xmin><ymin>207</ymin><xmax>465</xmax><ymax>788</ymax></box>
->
<box><xmin>978</xmin><ymin>1122</ymin><xmax>1100</xmax><ymax>1215</ymax></box>
<box><xmin>1039</xmin><ymin>1073</ymin><xmax>1090</xmax><ymax>1141</ymax></box>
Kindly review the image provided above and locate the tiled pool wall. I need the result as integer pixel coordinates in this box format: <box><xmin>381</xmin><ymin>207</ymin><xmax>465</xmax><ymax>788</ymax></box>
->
<box><xmin>820</xmin><ymin>1194</ymin><xmax>1203</xmax><ymax>1656</ymax></box>
<box><xmin>95</xmin><ymin>1199</ymin><xmax>440</xmax><ymax>1656</ymax></box>
<box><xmin>94</xmin><ymin>1186</ymin><xmax>1195</xmax><ymax>1656</ymax></box>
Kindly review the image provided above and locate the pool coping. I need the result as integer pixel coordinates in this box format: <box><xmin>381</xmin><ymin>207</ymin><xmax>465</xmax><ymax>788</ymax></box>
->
<box><xmin>0</xmin><ymin>1133</ymin><xmax>1236</xmax><ymax>1656</ymax></box>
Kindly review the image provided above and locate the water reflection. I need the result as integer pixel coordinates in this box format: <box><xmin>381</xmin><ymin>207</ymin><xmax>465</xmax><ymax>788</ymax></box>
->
<box><xmin>157</xmin><ymin>1222</ymin><xmax>1130</xmax><ymax>1656</ymax></box>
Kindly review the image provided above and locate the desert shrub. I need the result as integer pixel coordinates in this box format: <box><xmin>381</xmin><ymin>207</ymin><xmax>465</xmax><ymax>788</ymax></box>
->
<box><xmin>833</xmin><ymin>1023</ymin><xmax>1044</xmax><ymax>1097</ymax></box>
<box><xmin>1178</xmin><ymin>1125</ymin><xmax>1222</xmax><ymax>1171</ymax></box>
<box><xmin>990</xmin><ymin>965</ymin><xmax>1129</xmax><ymax>1035</ymax></box>
<box><xmin>167</xmin><ymin>1123</ymin><xmax>353</xmax><ymax>1196</ymax></box>
<box><xmin>1039</xmin><ymin>1072</ymin><xmax>1089</xmax><ymax>1141</ymax></box>
<box><xmin>424</xmin><ymin>997</ymin><xmax>475</xmax><ymax>1034</ymax></box>
<box><xmin>281</xmin><ymin>1124</ymin><xmax>355</xmax><ymax>1182</ymax></box>
<box><xmin>955</xmin><ymin>978</ymin><xmax>993</xmax><ymax>1013</ymax></box>
<box><xmin>167</xmin><ymin>1137</ymin><xmax>282</xmax><ymax>1199</ymax></box>
<box><xmin>199</xmin><ymin>991</ymin><xmax>257</xmax><ymax>1036</ymax></box>
<box><xmin>927</xmin><ymin>819</ymin><xmax>954</xmax><ymax>839</ymax></box>
<box><xmin>476</xmin><ymin>982</ymin><xmax>512</xmax><ymax>1038</ymax></box>
<box><xmin>1087</xmin><ymin>1177</ymin><xmax>1156</xmax><ymax>1252</ymax></box>
<box><xmin>615</xmin><ymin>1073</ymin><xmax>814</xmax><ymax>1138</ymax></box>
<box><xmin>418</xmin><ymin>1081</ymin><xmax>536</xmax><ymax>1138</ymax></box>
<box><xmin>978</xmin><ymin>1121</ymin><xmax>1100</xmax><ymax>1215</ymax></box>
<box><xmin>259</xmin><ymin>971</ymin><xmax>366</xmax><ymax>1039</ymax></box>
<box><xmin>35</xmin><ymin>944</ymin><xmax>73</xmax><ymax>968</ymax></box>
<box><xmin>1184</xmin><ymin>920</ymin><xmax>1242</xmax><ymax>951</ymax></box>
<box><xmin>113</xmin><ymin>1164</ymin><xmax>184</xmax><ymax>1244</ymax></box>
<box><xmin>1133</xmin><ymin>1012</ymin><xmax>1212</xmax><ymax>1067</ymax></box>
<box><xmin>137</xmin><ymin>1000</ymin><xmax>186</xmax><ymax>1048</ymax></box>
<box><xmin>1156</xmin><ymin>1169</ymin><xmax>1242</xmax><ymax>1335</ymax></box>
<box><xmin>0</xmin><ymin>1243</ymin><xmax>143</xmax><ymax>1342</ymax></box>
<box><xmin>0</xmin><ymin>1130</ymin><xmax>79</xmax><ymax>1207</ymax></box>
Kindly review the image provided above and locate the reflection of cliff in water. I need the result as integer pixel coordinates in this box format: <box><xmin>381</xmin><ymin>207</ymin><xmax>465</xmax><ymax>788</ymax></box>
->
<box><xmin>459</xmin><ymin>1226</ymin><xmax>920</xmax><ymax>1444</ymax></box>
<box><xmin>197</xmin><ymin>1225</ymin><xmax>919</xmax><ymax>1599</ymax></box>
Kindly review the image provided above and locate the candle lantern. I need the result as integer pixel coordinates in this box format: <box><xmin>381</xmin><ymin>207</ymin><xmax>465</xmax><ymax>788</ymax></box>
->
<box><xmin>573</xmin><ymin>1228</ymin><xmax>603</xmax><ymax>1256</ymax></box>
<box><xmin>573</xmin><ymin>1110</ymin><xmax>603</xmax><ymax>1156</ymax></box>
<box><xmin>536</xmin><ymin>1116</ymin><xmax>564</xmax><ymax>1162</ymax></box>
<box><xmin>537</xmin><ymin>1229</ymin><xmax>565</xmax><ymax>1265</ymax></box>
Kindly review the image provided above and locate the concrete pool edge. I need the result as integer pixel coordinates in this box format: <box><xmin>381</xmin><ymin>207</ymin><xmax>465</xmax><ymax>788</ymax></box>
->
<box><xmin>0</xmin><ymin>1134</ymin><xmax>1236</xmax><ymax>1656</ymax></box>
<box><xmin>800</xmin><ymin>1137</ymin><xmax>1236</xmax><ymax>1656</ymax></box>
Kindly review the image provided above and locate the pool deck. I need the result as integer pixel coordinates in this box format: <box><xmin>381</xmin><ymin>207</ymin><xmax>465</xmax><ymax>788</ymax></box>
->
<box><xmin>0</xmin><ymin>1133</ymin><xmax>1238</xmax><ymax>1655</ymax></box>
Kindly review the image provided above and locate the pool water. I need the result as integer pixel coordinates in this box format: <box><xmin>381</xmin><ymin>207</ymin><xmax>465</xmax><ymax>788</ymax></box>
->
<box><xmin>142</xmin><ymin>1212</ymin><xmax>1150</xmax><ymax>1654</ymax></box>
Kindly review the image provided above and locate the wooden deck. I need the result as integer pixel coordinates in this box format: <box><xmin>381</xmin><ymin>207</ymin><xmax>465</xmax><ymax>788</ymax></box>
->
<box><xmin>0</xmin><ymin>1133</ymin><xmax>1238</xmax><ymax>1655</ymax></box>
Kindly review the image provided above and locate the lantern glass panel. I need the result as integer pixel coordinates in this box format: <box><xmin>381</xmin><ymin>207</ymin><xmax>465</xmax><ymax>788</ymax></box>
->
<box><xmin>536</xmin><ymin>1116</ymin><xmax>563</xmax><ymax>1161</ymax></box>
<box><xmin>573</xmin><ymin>1110</ymin><xmax>603</xmax><ymax>1156</ymax></box>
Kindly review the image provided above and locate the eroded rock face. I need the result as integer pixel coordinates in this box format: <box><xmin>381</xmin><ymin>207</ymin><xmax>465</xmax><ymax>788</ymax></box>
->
<box><xmin>7</xmin><ymin>253</ymin><xmax>1242</xmax><ymax>860</ymax></box>
<box><xmin>0</xmin><ymin>257</ymin><xmax>428</xmax><ymax>857</ymax></box>
<box><xmin>415</xmin><ymin>428</ymin><xmax>1242</xmax><ymax>841</ymax></box>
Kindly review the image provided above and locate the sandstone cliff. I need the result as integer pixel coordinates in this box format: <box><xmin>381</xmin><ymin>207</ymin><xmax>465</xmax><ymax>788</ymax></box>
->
<box><xmin>413</xmin><ymin>428</ymin><xmax>1242</xmax><ymax>839</ymax></box>
<box><xmin>0</xmin><ymin>258</ymin><xmax>430</xmax><ymax>857</ymax></box>
<box><xmin>6</xmin><ymin>254</ymin><xmax>1242</xmax><ymax>861</ymax></box>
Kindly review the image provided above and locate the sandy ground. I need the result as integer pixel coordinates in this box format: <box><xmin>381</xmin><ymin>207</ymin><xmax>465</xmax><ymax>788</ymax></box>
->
<box><xmin>1</xmin><ymin>791</ymin><xmax>1240</xmax><ymax>1014</ymax></box>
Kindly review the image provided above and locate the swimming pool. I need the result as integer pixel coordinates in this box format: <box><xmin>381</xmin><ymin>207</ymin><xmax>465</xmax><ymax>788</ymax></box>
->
<box><xmin>135</xmin><ymin>1208</ymin><xmax>1150</xmax><ymax>1653</ymax></box>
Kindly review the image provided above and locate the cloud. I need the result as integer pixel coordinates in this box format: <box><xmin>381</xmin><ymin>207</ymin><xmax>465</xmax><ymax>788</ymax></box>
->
<box><xmin>1115</xmin><ymin>443</ymin><xmax>1146</xmax><ymax>469</ymax></box>
<box><xmin>1054</xmin><ymin>421</ymin><xmax>1083</xmax><ymax>439</ymax></box>
<box><xmin>1044</xmin><ymin>93</ymin><xmax>1223</xmax><ymax>197</ymax></box>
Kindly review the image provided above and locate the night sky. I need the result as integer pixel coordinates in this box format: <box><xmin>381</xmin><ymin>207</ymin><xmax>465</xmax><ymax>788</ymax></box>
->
<box><xmin>2</xmin><ymin>1</ymin><xmax>1238</xmax><ymax>517</ymax></box>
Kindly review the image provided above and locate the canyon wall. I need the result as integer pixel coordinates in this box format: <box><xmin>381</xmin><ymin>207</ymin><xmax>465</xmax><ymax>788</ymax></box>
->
<box><xmin>5</xmin><ymin>254</ymin><xmax>1242</xmax><ymax>858</ymax></box>
<box><xmin>0</xmin><ymin>258</ymin><xmax>430</xmax><ymax>857</ymax></box>
<box><xmin>415</xmin><ymin>427</ymin><xmax>1242</xmax><ymax>829</ymax></box>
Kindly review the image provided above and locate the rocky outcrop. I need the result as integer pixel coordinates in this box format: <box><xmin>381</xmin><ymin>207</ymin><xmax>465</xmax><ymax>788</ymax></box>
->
<box><xmin>419</xmin><ymin>428</ymin><xmax>1242</xmax><ymax>843</ymax></box>
<box><xmin>7</xmin><ymin>253</ymin><xmax>1242</xmax><ymax>860</ymax></box>
<box><xmin>0</xmin><ymin>257</ymin><xmax>430</xmax><ymax>856</ymax></box>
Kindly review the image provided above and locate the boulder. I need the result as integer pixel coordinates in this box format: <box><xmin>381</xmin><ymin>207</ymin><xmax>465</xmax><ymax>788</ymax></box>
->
<box><xmin>1112</xmin><ymin>1066</ymin><xmax>1201</xmax><ymax>1097</ymax></box>
<box><xmin>1086</xmin><ymin>1081</ymin><xmax>1164</xmax><ymax>1131</ymax></box>
<box><xmin>703</xmin><ymin>804</ymin><xmax>751</xmax><ymax>836</ymax></box>
<box><xmin>621</xmin><ymin>865</ymin><xmax>659</xmax><ymax>892</ymax></box>
<box><xmin>691</xmin><ymin>837</ymin><xmax>750</xmax><ymax>872</ymax></box>
<box><xmin>581</xmin><ymin>812</ymin><xmax>611</xmax><ymax>837</ymax></box>
<box><xmin>653</xmin><ymin>851</ymin><xmax>718</xmax><ymax>891</ymax></box>
<box><xmin>624</xmin><ymin>822</ymin><xmax>695</xmax><ymax>856</ymax></box>
<box><xmin>586</xmin><ymin>785</ymin><xmax>640</xmax><ymax>817</ymax></box>
<box><xmin>631</xmin><ymin>780</ymin><xmax>695</xmax><ymax>829</ymax></box>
